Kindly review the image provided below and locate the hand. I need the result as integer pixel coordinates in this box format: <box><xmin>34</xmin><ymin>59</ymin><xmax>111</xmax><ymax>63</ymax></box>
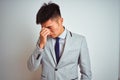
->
<box><xmin>39</xmin><ymin>27</ymin><xmax>50</xmax><ymax>49</ymax></box>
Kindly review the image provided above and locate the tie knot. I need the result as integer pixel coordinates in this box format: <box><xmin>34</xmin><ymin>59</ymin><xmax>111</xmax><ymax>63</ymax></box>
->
<box><xmin>56</xmin><ymin>37</ymin><xmax>60</xmax><ymax>41</ymax></box>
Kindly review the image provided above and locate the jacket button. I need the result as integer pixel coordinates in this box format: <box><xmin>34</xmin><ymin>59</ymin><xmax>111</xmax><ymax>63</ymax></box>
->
<box><xmin>55</xmin><ymin>68</ymin><xmax>58</xmax><ymax>71</ymax></box>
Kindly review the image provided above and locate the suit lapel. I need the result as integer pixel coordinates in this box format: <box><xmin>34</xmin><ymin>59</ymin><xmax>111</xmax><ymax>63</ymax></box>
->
<box><xmin>47</xmin><ymin>30</ymin><xmax>73</xmax><ymax>66</ymax></box>
<box><xmin>57</xmin><ymin>30</ymin><xmax>73</xmax><ymax>66</ymax></box>
<box><xmin>48</xmin><ymin>38</ymin><xmax>57</xmax><ymax>65</ymax></box>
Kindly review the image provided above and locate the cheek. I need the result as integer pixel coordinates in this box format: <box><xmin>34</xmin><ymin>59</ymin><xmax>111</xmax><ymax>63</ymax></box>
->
<box><xmin>51</xmin><ymin>28</ymin><xmax>57</xmax><ymax>33</ymax></box>
<box><xmin>51</xmin><ymin>30</ymin><xmax>56</xmax><ymax>35</ymax></box>
<box><xmin>49</xmin><ymin>29</ymin><xmax>55</xmax><ymax>35</ymax></box>
<box><xmin>50</xmin><ymin>26</ymin><xmax>59</xmax><ymax>34</ymax></box>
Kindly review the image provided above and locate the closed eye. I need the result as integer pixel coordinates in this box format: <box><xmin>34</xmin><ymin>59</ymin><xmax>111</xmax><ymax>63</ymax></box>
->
<box><xmin>47</xmin><ymin>26</ymin><xmax>52</xmax><ymax>29</ymax></box>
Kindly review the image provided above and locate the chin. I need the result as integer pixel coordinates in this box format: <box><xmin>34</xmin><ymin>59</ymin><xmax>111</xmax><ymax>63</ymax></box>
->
<box><xmin>52</xmin><ymin>36</ymin><xmax>58</xmax><ymax>38</ymax></box>
<box><xmin>48</xmin><ymin>35</ymin><xmax>55</xmax><ymax>38</ymax></box>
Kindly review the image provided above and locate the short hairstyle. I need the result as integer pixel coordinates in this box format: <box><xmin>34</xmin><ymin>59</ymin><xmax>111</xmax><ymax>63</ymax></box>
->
<box><xmin>36</xmin><ymin>2</ymin><xmax>61</xmax><ymax>24</ymax></box>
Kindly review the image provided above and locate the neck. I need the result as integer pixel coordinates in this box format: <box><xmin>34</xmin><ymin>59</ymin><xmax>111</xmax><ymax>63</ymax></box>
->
<box><xmin>58</xmin><ymin>25</ymin><xmax>64</xmax><ymax>37</ymax></box>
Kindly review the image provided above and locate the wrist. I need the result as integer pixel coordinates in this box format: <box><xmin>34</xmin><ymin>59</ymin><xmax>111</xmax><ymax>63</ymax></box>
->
<box><xmin>39</xmin><ymin>43</ymin><xmax>44</xmax><ymax>49</ymax></box>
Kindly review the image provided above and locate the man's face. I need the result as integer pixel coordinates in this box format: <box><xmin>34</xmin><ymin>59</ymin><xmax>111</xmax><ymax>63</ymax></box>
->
<box><xmin>41</xmin><ymin>17</ymin><xmax>63</xmax><ymax>38</ymax></box>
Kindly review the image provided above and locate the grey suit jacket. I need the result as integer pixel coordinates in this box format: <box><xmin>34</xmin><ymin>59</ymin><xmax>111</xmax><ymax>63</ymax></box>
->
<box><xmin>27</xmin><ymin>29</ymin><xmax>92</xmax><ymax>80</ymax></box>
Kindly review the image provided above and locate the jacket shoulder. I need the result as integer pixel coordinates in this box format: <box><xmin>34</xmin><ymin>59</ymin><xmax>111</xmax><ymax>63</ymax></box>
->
<box><xmin>71</xmin><ymin>32</ymin><xmax>85</xmax><ymax>40</ymax></box>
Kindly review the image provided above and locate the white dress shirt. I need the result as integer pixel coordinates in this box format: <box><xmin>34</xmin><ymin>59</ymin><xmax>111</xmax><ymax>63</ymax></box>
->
<box><xmin>52</xmin><ymin>28</ymin><xmax>67</xmax><ymax>57</ymax></box>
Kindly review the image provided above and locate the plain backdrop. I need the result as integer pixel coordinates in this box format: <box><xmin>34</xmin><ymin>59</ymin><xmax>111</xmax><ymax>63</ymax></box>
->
<box><xmin>0</xmin><ymin>0</ymin><xmax>119</xmax><ymax>80</ymax></box>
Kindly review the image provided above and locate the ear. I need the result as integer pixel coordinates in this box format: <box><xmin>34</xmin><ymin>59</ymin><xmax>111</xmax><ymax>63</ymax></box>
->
<box><xmin>59</xmin><ymin>17</ymin><xmax>63</xmax><ymax>24</ymax></box>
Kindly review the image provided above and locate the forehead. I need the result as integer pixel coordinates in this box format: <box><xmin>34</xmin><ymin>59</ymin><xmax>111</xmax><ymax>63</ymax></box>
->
<box><xmin>41</xmin><ymin>19</ymin><xmax>57</xmax><ymax>28</ymax></box>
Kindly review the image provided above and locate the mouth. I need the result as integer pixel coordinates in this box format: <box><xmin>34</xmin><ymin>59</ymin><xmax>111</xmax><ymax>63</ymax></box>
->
<box><xmin>48</xmin><ymin>35</ymin><xmax>56</xmax><ymax>38</ymax></box>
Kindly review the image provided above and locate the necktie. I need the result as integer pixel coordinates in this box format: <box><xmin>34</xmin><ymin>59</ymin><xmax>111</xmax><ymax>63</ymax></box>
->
<box><xmin>55</xmin><ymin>37</ymin><xmax>60</xmax><ymax>64</ymax></box>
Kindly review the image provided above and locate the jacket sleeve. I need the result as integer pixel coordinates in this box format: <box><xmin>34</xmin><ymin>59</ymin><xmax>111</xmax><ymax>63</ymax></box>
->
<box><xmin>79</xmin><ymin>37</ymin><xmax>92</xmax><ymax>80</ymax></box>
<box><xmin>27</xmin><ymin>38</ymin><xmax>44</xmax><ymax>71</ymax></box>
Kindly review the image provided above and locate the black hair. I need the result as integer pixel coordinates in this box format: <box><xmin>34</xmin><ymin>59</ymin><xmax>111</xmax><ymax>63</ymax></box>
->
<box><xmin>36</xmin><ymin>2</ymin><xmax>61</xmax><ymax>24</ymax></box>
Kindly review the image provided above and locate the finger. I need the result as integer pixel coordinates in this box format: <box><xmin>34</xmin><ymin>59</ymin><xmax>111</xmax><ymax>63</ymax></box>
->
<box><xmin>41</xmin><ymin>27</ymin><xmax>45</xmax><ymax>30</ymax></box>
<box><xmin>41</xmin><ymin>31</ymin><xmax>50</xmax><ymax>36</ymax></box>
<box><xmin>42</xmin><ymin>27</ymin><xmax>45</xmax><ymax>29</ymax></box>
<box><xmin>40</xmin><ymin>28</ymin><xmax>48</xmax><ymax>34</ymax></box>
<box><xmin>41</xmin><ymin>28</ymin><xmax>50</xmax><ymax>35</ymax></box>
<box><xmin>42</xmin><ymin>30</ymin><xmax>50</xmax><ymax>36</ymax></box>
<box><xmin>44</xmin><ymin>32</ymin><xmax>50</xmax><ymax>37</ymax></box>
<box><xmin>40</xmin><ymin>27</ymin><xmax>46</xmax><ymax>33</ymax></box>
<box><xmin>41</xmin><ymin>27</ymin><xmax>49</xmax><ymax>32</ymax></box>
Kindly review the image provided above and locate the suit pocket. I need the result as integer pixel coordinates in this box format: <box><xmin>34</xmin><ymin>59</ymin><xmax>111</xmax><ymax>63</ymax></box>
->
<box><xmin>69</xmin><ymin>67</ymin><xmax>78</xmax><ymax>80</ymax></box>
<box><xmin>67</xmin><ymin>49</ymin><xmax>80</xmax><ymax>63</ymax></box>
<box><xmin>68</xmin><ymin>49</ymin><xmax>80</xmax><ymax>55</ymax></box>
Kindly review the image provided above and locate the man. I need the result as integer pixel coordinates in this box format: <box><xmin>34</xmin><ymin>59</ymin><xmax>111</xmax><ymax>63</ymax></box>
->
<box><xmin>27</xmin><ymin>2</ymin><xmax>92</xmax><ymax>80</ymax></box>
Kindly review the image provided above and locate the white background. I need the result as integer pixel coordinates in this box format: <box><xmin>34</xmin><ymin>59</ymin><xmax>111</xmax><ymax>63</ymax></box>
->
<box><xmin>0</xmin><ymin>0</ymin><xmax>119</xmax><ymax>80</ymax></box>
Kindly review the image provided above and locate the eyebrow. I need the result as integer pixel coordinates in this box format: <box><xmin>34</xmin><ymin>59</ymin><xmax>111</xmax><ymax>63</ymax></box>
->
<box><xmin>41</xmin><ymin>26</ymin><xmax>51</xmax><ymax>29</ymax></box>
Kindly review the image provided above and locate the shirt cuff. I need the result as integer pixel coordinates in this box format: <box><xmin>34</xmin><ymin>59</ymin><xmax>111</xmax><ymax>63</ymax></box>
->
<box><xmin>36</xmin><ymin>44</ymin><xmax>44</xmax><ymax>52</ymax></box>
